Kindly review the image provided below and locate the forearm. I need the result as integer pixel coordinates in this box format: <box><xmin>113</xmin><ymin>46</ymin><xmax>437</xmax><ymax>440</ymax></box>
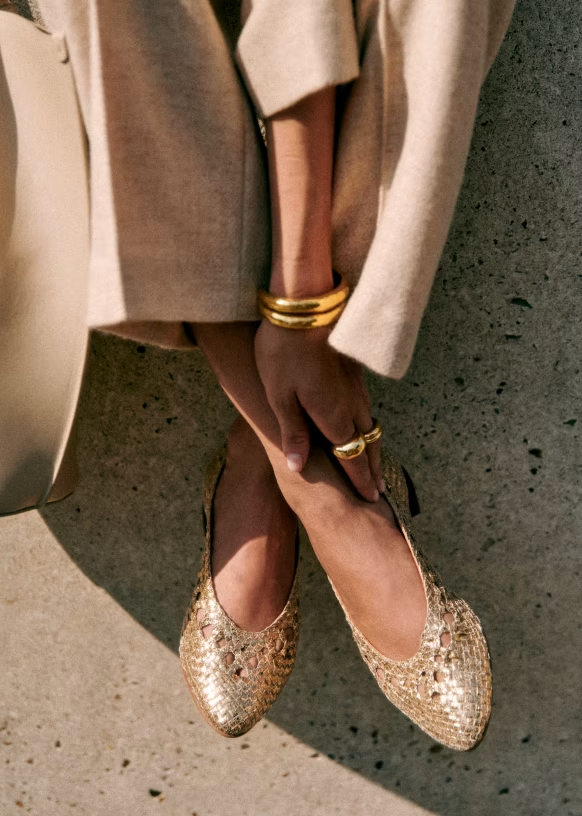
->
<box><xmin>266</xmin><ymin>87</ymin><xmax>335</xmax><ymax>298</ymax></box>
<box><xmin>255</xmin><ymin>88</ymin><xmax>381</xmax><ymax>500</ymax></box>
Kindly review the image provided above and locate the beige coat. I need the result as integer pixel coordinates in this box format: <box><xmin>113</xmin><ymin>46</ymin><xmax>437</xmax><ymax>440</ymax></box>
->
<box><xmin>35</xmin><ymin>0</ymin><xmax>516</xmax><ymax>379</ymax></box>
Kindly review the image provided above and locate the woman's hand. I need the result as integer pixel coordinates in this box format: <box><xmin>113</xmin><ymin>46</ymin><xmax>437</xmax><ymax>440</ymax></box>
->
<box><xmin>254</xmin><ymin>319</ymin><xmax>384</xmax><ymax>502</ymax></box>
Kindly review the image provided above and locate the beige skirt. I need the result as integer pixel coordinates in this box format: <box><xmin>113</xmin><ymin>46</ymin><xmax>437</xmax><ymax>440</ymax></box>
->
<box><xmin>36</xmin><ymin>0</ymin><xmax>516</xmax><ymax>378</ymax></box>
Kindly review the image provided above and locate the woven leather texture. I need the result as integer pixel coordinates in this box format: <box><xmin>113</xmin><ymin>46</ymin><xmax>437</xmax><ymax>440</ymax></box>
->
<box><xmin>331</xmin><ymin>449</ymin><xmax>492</xmax><ymax>751</ymax></box>
<box><xmin>180</xmin><ymin>448</ymin><xmax>300</xmax><ymax>737</ymax></box>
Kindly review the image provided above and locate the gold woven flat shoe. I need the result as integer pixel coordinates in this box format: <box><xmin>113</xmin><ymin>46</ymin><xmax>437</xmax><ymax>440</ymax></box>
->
<box><xmin>331</xmin><ymin>448</ymin><xmax>492</xmax><ymax>751</ymax></box>
<box><xmin>179</xmin><ymin>447</ymin><xmax>300</xmax><ymax>738</ymax></box>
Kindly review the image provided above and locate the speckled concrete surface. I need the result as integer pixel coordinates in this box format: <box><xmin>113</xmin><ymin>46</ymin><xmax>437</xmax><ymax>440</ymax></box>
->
<box><xmin>1</xmin><ymin>0</ymin><xmax>581</xmax><ymax>814</ymax></box>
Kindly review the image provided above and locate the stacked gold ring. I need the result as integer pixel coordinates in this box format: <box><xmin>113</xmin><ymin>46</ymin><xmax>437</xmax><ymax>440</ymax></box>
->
<box><xmin>363</xmin><ymin>420</ymin><xmax>383</xmax><ymax>446</ymax></box>
<box><xmin>332</xmin><ymin>419</ymin><xmax>383</xmax><ymax>460</ymax></box>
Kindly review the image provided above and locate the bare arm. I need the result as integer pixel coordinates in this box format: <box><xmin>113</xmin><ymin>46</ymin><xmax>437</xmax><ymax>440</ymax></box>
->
<box><xmin>255</xmin><ymin>88</ymin><xmax>383</xmax><ymax>502</ymax></box>
<box><xmin>267</xmin><ymin>88</ymin><xmax>335</xmax><ymax>298</ymax></box>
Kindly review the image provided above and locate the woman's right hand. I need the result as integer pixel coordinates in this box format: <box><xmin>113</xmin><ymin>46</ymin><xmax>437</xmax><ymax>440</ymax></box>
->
<box><xmin>254</xmin><ymin>319</ymin><xmax>384</xmax><ymax>503</ymax></box>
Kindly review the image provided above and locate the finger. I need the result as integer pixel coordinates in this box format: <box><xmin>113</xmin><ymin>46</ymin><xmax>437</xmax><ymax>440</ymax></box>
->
<box><xmin>306</xmin><ymin>402</ymin><xmax>379</xmax><ymax>502</ymax></box>
<box><xmin>365</xmin><ymin>426</ymin><xmax>384</xmax><ymax>494</ymax></box>
<box><xmin>351</xmin><ymin>383</ymin><xmax>384</xmax><ymax>495</ymax></box>
<box><xmin>350</xmin><ymin>400</ymin><xmax>382</xmax><ymax>501</ymax></box>
<box><xmin>339</xmin><ymin>452</ymin><xmax>380</xmax><ymax>503</ymax></box>
<box><xmin>338</xmin><ymin>360</ymin><xmax>382</xmax><ymax>497</ymax></box>
<box><xmin>272</xmin><ymin>393</ymin><xmax>311</xmax><ymax>472</ymax></box>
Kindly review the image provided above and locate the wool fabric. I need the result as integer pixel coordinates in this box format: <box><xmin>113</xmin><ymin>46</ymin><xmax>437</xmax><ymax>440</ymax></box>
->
<box><xmin>35</xmin><ymin>0</ymin><xmax>516</xmax><ymax>378</ymax></box>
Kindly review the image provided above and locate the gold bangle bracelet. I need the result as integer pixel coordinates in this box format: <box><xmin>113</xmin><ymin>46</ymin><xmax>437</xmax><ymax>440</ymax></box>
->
<box><xmin>259</xmin><ymin>301</ymin><xmax>345</xmax><ymax>329</ymax></box>
<box><xmin>258</xmin><ymin>272</ymin><xmax>349</xmax><ymax>315</ymax></box>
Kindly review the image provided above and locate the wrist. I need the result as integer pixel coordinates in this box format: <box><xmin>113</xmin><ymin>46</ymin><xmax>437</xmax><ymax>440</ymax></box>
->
<box><xmin>269</xmin><ymin>257</ymin><xmax>334</xmax><ymax>299</ymax></box>
<box><xmin>258</xmin><ymin>271</ymin><xmax>349</xmax><ymax>330</ymax></box>
<box><xmin>260</xmin><ymin>320</ymin><xmax>332</xmax><ymax>347</ymax></box>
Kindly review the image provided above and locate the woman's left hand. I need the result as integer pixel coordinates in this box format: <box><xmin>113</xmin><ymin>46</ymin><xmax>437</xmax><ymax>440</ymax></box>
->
<box><xmin>254</xmin><ymin>319</ymin><xmax>384</xmax><ymax>502</ymax></box>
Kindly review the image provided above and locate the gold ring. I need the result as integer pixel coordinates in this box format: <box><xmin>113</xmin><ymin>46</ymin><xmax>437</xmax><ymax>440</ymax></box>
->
<box><xmin>332</xmin><ymin>432</ymin><xmax>367</xmax><ymax>460</ymax></box>
<box><xmin>363</xmin><ymin>418</ymin><xmax>383</xmax><ymax>446</ymax></box>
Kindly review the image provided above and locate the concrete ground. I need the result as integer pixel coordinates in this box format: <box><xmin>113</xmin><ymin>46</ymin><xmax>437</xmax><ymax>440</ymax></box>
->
<box><xmin>1</xmin><ymin>0</ymin><xmax>581</xmax><ymax>814</ymax></box>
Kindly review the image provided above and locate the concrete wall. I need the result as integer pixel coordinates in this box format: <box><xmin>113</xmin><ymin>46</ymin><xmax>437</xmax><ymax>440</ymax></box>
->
<box><xmin>1</xmin><ymin>0</ymin><xmax>580</xmax><ymax>813</ymax></box>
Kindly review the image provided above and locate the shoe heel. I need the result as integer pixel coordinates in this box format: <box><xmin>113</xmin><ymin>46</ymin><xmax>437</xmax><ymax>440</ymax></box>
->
<box><xmin>401</xmin><ymin>466</ymin><xmax>421</xmax><ymax>517</ymax></box>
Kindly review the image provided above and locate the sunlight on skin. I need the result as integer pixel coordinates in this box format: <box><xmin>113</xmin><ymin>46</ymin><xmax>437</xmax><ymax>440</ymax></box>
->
<box><xmin>193</xmin><ymin>322</ymin><xmax>426</xmax><ymax>661</ymax></box>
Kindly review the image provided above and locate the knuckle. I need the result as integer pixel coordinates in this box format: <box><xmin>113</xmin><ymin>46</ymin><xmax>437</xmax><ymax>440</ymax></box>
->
<box><xmin>301</xmin><ymin>385</ymin><xmax>324</xmax><ymax>410</ymax></box>
<box><xmin>284</xmin><ymin>430</ymin><xmax>310</xmax><ymax>448</ymax></box>
<box><xmin>280</xmin><ymin>416</ymin><xmax>304</xmax><ymax>438</ymax></box>
<box><xmin>271</xmin><ymin>393</ymin><xmax>293</xmax><ymax>417</ymax></box>
<box><xmin>355</xmin><ymin>395</ymin><xmax>372</xmax><ymax>421</ymax></box>
<box><xmin>329</xmin><ymin>407</ymin><xmax>354</xmax><ymax>438</ymax></box>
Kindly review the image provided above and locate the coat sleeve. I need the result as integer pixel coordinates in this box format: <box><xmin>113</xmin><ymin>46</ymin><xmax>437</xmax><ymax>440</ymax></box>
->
<box><xmin>328</xmin><ymin>0</ymin><xmax>517</xmax><ymax>379</ymax></box>
<box><xmin>235</xmin><ymin>0</ymin><xmax>360</xmax><ymax>117</ymax></box>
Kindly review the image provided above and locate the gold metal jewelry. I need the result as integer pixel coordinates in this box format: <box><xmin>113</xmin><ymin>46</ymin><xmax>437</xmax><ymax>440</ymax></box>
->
<box><xmin>258</xmin><ymin>272</ymin><xmax>349</xmax><ymax>315</ymax></box>
<box><xmin>332</xmin><ymin>432</ymin><xmax>367</xmax><ymax>460</ymax></box>
<box><xmin>363</xmin><ymin>418</ymin><xmax>383</xmax><ymax>446</ymax></box>
<box><xmin>259</xmin><ymin>301</ymin><xmax>345</xmax><ymax>329</ymax></box>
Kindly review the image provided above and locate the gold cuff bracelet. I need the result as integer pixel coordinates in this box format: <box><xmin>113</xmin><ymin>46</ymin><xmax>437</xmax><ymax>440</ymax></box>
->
<box><xmin>258</xmin><ymin>301</ymin><xmax>346</xmax><ymax>329</ymax></box>
<box><xmin>258</xmin><ymin>272</ymin><xmax>349</xmax><ymax>315</ymax></box>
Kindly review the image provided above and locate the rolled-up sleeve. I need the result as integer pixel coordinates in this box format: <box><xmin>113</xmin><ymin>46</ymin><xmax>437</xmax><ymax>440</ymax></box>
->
<box><xmin>235</xmin><ymin>0</ymin><xmax>360</xmax><ymax>118</ymax></box>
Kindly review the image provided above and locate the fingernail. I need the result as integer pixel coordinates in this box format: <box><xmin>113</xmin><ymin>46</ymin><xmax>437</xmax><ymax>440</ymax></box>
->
<box><xmin>379</xmin><ymin>479</ymin><xmax>386</xmax><ymax>493</ymax></box>
<box><xmin>287</xmin><ymin>453</ymin><xmax>303</xmax><ymax>472</ymax></box>
<box><xmin>372</xmin><ymin>489</ymin><xmax>380</xmax><ymax>502</ymax></box>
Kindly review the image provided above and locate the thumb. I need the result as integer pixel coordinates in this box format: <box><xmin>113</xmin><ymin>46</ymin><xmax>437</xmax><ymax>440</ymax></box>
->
<box><xmin>274</xmin><ymin>395</ymin><xmax>311</xmax><ymax>472</ymax></box>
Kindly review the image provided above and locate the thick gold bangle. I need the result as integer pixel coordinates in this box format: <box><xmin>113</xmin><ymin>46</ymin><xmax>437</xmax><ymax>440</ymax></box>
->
<box><xmin>258</xmin><ymin>272</ymin><xmax>349</xmax><ymax>315</ymax></box>
<box><xmin>259</xmin><ymin>301</ymin><xmax>345</xmax><ymax>329</ymax></box>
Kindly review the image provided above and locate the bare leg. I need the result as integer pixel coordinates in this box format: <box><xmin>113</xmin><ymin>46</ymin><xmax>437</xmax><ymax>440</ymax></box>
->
<box><xmin>193</xmin><ymin>322</ymin><xmax>426</xmax><ymax>661</ymax></box>
<box><xmin>212</xmin><ymin>414</ymin><xmax>297</xmax><ymax>631</ymax></box>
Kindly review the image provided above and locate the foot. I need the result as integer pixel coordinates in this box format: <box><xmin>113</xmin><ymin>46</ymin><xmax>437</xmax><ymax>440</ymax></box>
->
<box><xmin>211</xmin><ymin>416</ymin><xmax>298</xmax><ymax>632</ymax></box>
<box><xmin>271</xmin><ymin>447</ymin><xmax>426</xmax><ymax>661</ymax></box>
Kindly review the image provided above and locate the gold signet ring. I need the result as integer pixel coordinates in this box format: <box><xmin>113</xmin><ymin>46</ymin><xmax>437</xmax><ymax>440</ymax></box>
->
<box><xmin>332</xmin><ymin>432</ymin><xmax>367</xmax><ymax>460</ymax></box>
<box><xmin>363</xmin><ymin>419</ymin><xmax>383</xmax><ymax>446</ymax></box>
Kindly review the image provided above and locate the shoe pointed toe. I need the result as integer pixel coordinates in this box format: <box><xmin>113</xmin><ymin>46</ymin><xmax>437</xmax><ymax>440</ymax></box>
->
<box><xmin>180</xmin><ymin>585</ymin><xmax>300</xmax><ymax>738</ymax></box>
<box><xmin>180</xmin><ymin>448</ymin><xmax>300</xmax><ymax>738</ymax></box>
<box><xmin>336</xmin><ymin>448</ymin><xmax>492</xmax><ymax>751</ymax></box>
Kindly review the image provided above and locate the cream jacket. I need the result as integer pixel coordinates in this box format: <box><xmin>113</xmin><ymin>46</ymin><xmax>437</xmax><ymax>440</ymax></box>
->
<box><xmin>34</xmin><ymin>0</ymin><xmax>516</xmax><ymax>378</ymax></box>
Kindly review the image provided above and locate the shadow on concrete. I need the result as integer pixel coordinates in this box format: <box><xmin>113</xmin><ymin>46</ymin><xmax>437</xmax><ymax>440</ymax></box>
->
<box><xmin>41</xmin><ymin>2</ymin><xmax>581</xmax><ymax>814</ymax></box>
